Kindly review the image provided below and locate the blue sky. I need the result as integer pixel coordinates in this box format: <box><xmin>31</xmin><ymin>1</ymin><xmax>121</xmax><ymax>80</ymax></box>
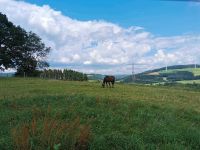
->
<box><xmin>24</xmin><ymin>0</ymin><xmax>200</xmax><ymax>36</ymax></box>
<box><xmin>1</xmin><ymin>0</ymin><xmax>200</xmax><ymax>74</ymax></box>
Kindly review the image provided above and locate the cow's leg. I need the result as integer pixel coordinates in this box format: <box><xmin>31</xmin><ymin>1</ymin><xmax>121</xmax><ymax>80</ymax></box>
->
<box><xmin>112</xmin><ymin>82</ymin><xmax>114</xmax><ymax>88</ymax></box>
<box><xmin>102</xmin><ymin>82</ymin><xmax>105</xmax><ymax>88</ymax></box>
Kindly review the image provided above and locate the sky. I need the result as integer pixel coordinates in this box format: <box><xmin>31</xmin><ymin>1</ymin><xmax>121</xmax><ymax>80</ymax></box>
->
<box><xmin>0</xmin><ymin>0</ymin><xmax>200</xmax><ymax>74</ymax></box>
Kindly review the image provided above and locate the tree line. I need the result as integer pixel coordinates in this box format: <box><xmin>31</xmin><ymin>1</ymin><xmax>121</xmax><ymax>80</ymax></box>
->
<box><xmin>0</xmin><ymin>12</ymin><xmax>88</xmax><ymax>80</ymax></box>
<box><xmin>40</xmin><ymin>69</ymin><xmax>88</xmax><ymax>81</ymax></box>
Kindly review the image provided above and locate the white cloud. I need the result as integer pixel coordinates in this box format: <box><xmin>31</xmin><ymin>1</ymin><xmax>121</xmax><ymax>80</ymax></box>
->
<box><xmin>1</xmin><ymin>0</ymin><xmax>200</xmax><ymax>74</ymax></box>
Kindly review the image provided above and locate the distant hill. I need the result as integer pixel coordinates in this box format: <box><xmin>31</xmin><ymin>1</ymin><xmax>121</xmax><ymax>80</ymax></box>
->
<box><xmin>143</xmin><ymin>64</ymin><xmax>200</xmax><ymax>74</ymax></box>
<box><xmin>87</xmin><ymin>74</ymin><xmax>129</xmax><ymax>81</ymax></box>
<box><xmin>87</xmin><ymin>74</ymin><xmax>104</xmax><ymax>80</ymax></box>
<box><xmin>0</xmin><ymin>73</ymin><xmax>15</xmax><ymax>77</ymax></box>
<box><xmin>123</xmin><ymin>64</ymin><xmax>200</xmax><ymax>84</ymax></box>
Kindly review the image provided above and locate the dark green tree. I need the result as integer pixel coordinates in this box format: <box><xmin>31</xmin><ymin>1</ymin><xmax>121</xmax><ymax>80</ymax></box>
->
<box><xmin>40</xmin><ymin>69</ymin><xmax>88</xmax><ymax>81</ymax></box>
<box><xmin>0</xmin><ymin>12</ymin><xmax>50</xmax><ymax>76</ymax></box>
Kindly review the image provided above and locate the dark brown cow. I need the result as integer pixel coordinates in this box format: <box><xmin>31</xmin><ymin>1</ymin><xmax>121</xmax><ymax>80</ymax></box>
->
<box><xmin>102</xmin><ymin>76</ymin><xmax>115</xmax><ymax>88</ymax></box>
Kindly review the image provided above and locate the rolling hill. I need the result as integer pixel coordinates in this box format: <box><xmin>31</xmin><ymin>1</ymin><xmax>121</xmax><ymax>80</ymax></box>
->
<box><xmin>0</xmin><ymin>72</ymin><xmax>15</xmax><ymax>77</ymax></box>
<box><xmin>87</xmin><ymin>74</ymin><xmax>128</xmax><ymax>81</ymax></box>
<box><xmin>123</xmin><ymin>64</ymin><xmax>200</xmax><ymax>84</ymax></box>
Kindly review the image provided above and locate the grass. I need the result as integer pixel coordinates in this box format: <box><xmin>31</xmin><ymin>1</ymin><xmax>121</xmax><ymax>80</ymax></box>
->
<box><xmin>0</xmin><ymin>77</ymin><xmax>200</xmax><ymax>149</ymax></box>
<box><xmin>11</xmin><ymin>112</ymin><xmax>90</xmax><ymax>150</ymax></box>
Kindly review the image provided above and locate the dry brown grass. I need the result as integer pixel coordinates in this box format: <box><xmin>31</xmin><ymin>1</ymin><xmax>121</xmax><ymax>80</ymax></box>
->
<box><xmin>12</xmin><ymin>125</ymin><xmax>30</xmax><ymax>150</ymax></box>
<box><xmin>11</xmin><ymin>107</ymin><xmax>91</xmax><ymax>150</ymax></box>
<box><xmin>75</xmin><ymin>125</ymin><xmax>91</xmax><ymax>150</ymax></box>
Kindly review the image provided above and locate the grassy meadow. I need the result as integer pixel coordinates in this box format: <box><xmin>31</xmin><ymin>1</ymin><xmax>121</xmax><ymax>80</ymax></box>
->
<box><xmin>0</xmin><ymin>78</ymin><xmax>200</xmax><ymax>149</ymax></box>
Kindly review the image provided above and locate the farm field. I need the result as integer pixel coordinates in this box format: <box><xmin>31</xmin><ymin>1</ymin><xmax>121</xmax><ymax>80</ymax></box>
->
<box><xmin>159</xmin><ymin>68</ymin><xmax>200</xmax><ymax>76</ymax></box>
<box><xmin>0</xmin><ymin>78</ymin><xmax>200</xmax><ymax>149</ymax></box>
<box><xmin>177</xmin><ymin>80</ymin><xmax>200</xmax><ymax>84</ymax></box>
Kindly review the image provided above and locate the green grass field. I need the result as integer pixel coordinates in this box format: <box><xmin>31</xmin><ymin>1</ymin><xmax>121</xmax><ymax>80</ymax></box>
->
<box><xmin>159</xmin><ymin>68</ymin><xmax>200</xmax><ymax>76</ymax></box>
<box><xmin>0</xmin><ymin>78</ymin><xmax>200</xmax><ymax>149</ymax></box>
<box><xmin>177</xmin><ymin>80</ymin><xmax>200</xmax><ymax>84</ymax></box>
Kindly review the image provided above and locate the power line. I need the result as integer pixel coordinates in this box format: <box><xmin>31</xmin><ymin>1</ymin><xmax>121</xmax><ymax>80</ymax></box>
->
<box><xmin>125</xmin><ymin>63</ymin><xmax>148</xmax><ymax>82</ymax></box>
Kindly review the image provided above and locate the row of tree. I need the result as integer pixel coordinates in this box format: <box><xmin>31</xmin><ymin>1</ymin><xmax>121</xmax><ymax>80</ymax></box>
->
<box><xmin>0</xmin><ymin>12</ymin><xmax>50</xmax><ymax>76</ymax></box>
<box><xmin>0</xmin><ymin>12</ymin><xmax>88</xmax><ymax>80</ymax></box>
<box><xmin>40</xmin><ymin>69</ymin><xmax>88</xmax><ymax>81</ymax></box>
